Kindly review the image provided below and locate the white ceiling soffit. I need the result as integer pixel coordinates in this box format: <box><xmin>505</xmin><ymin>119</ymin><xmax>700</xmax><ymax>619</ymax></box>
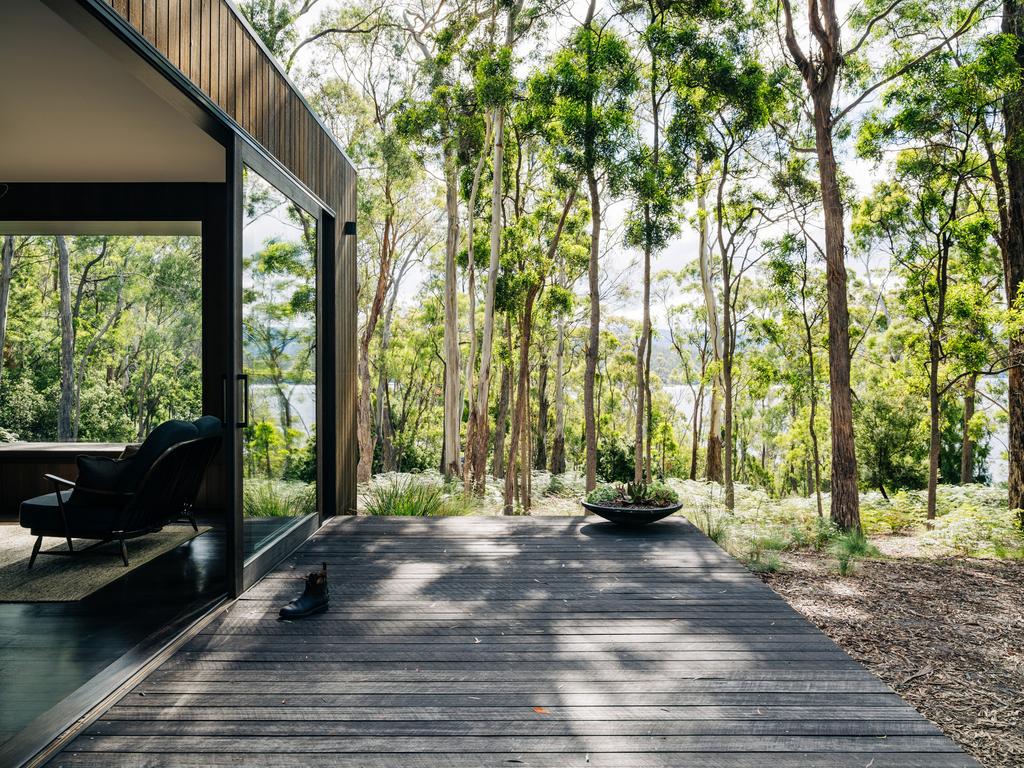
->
<box><xmin>0</xmin><ymin>1</ymin><xmax>225</xmax><ymax>183</ymax></box>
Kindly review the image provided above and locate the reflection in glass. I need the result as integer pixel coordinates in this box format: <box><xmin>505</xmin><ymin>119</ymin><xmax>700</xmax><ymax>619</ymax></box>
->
<box><xmin>242</xmin><ymin>166</ymin><xmax>317</xmax><ymax>559</ymax></box>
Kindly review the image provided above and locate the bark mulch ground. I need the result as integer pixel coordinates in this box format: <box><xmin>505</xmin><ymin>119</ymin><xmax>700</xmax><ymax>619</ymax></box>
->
<box><xmin>763</xmin><ymin>550</ymin><xmax>1024</xmax><ymax>768</ymax></box>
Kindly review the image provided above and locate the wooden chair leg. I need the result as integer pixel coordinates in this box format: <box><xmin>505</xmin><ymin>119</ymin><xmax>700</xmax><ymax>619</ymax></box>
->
<box><xmin>119</xmin><ymin>537</ymin><xmax>129</xmax><ymax>567</ymax></box>
<box><xmin>28</xmin><ymin>536</ymin><xmax>43</xmax><ymax>570</ymax></box>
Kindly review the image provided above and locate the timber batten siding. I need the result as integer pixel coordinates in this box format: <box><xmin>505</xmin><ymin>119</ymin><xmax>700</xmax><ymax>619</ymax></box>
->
<box><xmin>98</xmin><ymin>0</ymin><xmax>358</xmax><ymax>516</ymax></box>
<box><xmin>54</xmin><ymin>516</ymin><xmax>980</xmax><ymax>767</ymax></box>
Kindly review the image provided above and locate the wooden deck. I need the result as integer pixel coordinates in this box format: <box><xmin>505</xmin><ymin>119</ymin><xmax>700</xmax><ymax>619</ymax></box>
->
<box><xmin>53</xmin><ymin>515</ymin><xmax>978</xmax><ymax>767</ymax></box>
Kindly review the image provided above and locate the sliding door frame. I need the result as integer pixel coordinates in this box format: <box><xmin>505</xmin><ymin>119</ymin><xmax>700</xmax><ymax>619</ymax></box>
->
<box><xmin>230</xmin><ymin>138</ymin><xmax>336</xmax><ymax>594</ymax></box>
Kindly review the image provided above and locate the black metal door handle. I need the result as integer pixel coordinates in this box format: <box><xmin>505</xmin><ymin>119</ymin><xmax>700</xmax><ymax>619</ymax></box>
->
<box><xmin>237</xmin><ymin>373</ymin><xmax>249</xmax><ymax>428</ymax></box>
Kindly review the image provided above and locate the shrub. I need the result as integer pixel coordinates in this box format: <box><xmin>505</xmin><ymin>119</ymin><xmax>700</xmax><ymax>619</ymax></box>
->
<box><xmin>545</xmin><ymin>473</ymin><xmax>567</xmax><ymax>497</ymax></box>
<box><xmin>596</xmin><ymin>439</ymin><xmax>634</xmax><ymax>483</ymax></box>
<box><xmin>831</xmin><ymin>530</ymin><xmax>880</xmax><ymax>559</ymax></box>
<box><xmin>918</xmin><ymin>502</ymin><xmax>1024</xmax><ymax>557</ymax></box>
<box><xmin>810</xmin><ymin>517</ymin><xmax>839</xmax><ymax>551</ymax></box>
<box><xmin>836</xmin><ymin>553</ymin><xmax>858</xmax><ymax>576</ymax></box>
<box><xmin>364</xmin><ymin>478</ymin><xmax>465</xmax><ymax>517</ymax></box>
<box><xmin>860</xmin><ymin>491</ymin><xmax>925</xmax><ymax>534</ymax></box>
<box><xmin>751</xmin><ymin>531</ymin><xmax>790</xmax><ymax>553</ymax></box>
<box><xmin>283</xmin><ymin>430</ymin><xmax>317</xmax><ymax>484</ymax></box>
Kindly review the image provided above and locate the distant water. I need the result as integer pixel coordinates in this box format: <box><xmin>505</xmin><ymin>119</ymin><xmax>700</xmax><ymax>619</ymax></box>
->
<box><xmin>249</xmin><ymin>383</ymin><xmax>316</xmax><ymax>436</ymax></box>
<box><xmin>662</xmin><ymin>384</ymin><xmax>1006</xmax><ymax>485</ymax></box>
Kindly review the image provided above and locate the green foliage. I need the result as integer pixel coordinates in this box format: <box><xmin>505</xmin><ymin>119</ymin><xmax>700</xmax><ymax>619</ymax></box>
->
<box><xmin>364</xmin><ymin>478</ymin><xmax>467</xmax><ymax>517</ymax></box>
<box><xmin>243</xmin><ymin>480</ymin><xmax>316</xmax><ymax>519</ymax></box>
<box><xmin>284</xmin><ymin>426</ymin><xmax>318</xmax><ymax>484</ymax></box>
<box><xmin>854</xmin><ymin>381</ymin><xmax>929</xmax><ymax>494</ymax></box>
<box><xmin>919</xmin><ymin>500</ymin><xmax>1024</xmax><ymax>557</ymax></box>
<box><xmin>585</xmin><ymin>484</ymin><xmax>620</xmax><ymax>505</ymax></box>
<box><xmin>0</xmin><ymin>235</ymin><xmax>203</xmax><ymax>442</ymax></box>
<box><xmin>528</xmin><ymin>23</ymin><xmax>639</xmax><ymax>185</ymax></box>
<box><xmin>596</xmin><ymin>438</ymin><xmax>635</xmax><ymax>483</ymax></box>
<box><xmin>745</xmin><ymin>549</ymin><xmax>783</xmax><ymax>574</ymax></box>
<box><xmin>860</xmin><ymin>491</ymin><xmax>927</xmax><ymax>534</ymax></box>
<box><xmin>239</xmin><ymin>0</ymin><xmax>303</xmax><ymax>58</ymax></box>
<box><xmin>830</xmin><ymin>531</ymin><xmax>880</xmax><ymax>576</ymax></box>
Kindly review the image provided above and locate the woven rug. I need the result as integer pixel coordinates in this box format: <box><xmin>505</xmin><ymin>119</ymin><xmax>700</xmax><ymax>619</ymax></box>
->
<box><xmin>0</xmin><ymin>523</ymin><xmax>209</xmax><ymax>602</ymax></box>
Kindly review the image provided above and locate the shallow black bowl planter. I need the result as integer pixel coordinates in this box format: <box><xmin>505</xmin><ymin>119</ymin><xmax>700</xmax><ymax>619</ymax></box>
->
<box><xmin>581</xmin><ymin>501</ymin><xmax>683</xmax><ymax>526</ymax></box>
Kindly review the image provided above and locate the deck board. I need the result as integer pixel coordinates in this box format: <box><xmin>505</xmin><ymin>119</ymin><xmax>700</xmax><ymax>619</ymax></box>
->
<box><xmin>52</xmin><ymin>515</ymin><xmax>979</xmax><ymax>767</ymax></box>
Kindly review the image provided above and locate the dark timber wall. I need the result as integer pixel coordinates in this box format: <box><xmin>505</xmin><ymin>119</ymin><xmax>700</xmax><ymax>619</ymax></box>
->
<box><xmin>97</xmin><ymin>0</ymin><xmax>358</xmax><ymax>515</ymax></box>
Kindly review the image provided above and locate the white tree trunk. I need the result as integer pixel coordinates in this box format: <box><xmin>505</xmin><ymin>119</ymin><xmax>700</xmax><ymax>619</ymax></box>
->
<box><xmin>697</xmin><ymin>187</ymin><xmax>723</xmax><ymax>481</ymax></box>
<box><xmin>56</xmin><ymin>236</ymin><xmax>75</xmax><ymax>441</ymax></box>
<box><xmin>0</xmin><ymin>237</ymin><xmax>14</xmax><ymax>387</ymax></box>
<box><xmin>442</xmin><ymin>153</ymin><xmax>462</xmax><ymax>477</ymax></box>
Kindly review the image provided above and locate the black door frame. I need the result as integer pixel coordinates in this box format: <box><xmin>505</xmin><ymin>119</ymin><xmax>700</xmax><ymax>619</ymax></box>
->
<box><xmin>230</xmin><ymin>137</ymin><xmax>336</xmax><ymax>594</ymax></box>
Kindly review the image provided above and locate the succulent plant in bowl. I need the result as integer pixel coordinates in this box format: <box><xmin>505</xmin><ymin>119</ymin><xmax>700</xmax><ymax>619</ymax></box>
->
<box><xmin>582</xmin><ymin>481</ymin><xmax>682</xmax><ymax>526</ymax></box>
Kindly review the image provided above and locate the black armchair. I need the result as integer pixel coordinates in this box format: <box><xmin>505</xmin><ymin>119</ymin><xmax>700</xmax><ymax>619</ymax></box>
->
<box><xmin>19</xmin><ymin>417</ymin><xmax>223</xmax><ymax>569</ymax></box>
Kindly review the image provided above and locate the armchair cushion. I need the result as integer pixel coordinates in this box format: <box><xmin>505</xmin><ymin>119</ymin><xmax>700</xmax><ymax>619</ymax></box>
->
<box><xmin>77</xmin><ymin>455</ymin><xmax>124</xmax><ymax>486</ymax></box>
<box><xmin>120</xmin><ymin>419</ymin><xmax>199</xmax><ymax>490</ymax></box>
<box><xmin>71</xmin><ymin>454</ymin><xmax>130</xmax><ymax>507</ymax></box>
<box><xmin>19</xmin><ymin>490</ymin><xmax>119</xmax><ymax>537</ymax></box>
<box><xmin>194</xmin><ymin>415</ymin><xmax>223</xmax><ymax>438</ymax></box>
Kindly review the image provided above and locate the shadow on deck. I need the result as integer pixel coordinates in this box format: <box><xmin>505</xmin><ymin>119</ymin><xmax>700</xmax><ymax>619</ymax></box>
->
<box><xmin>52</xmin><ymin>515</ymin><xmax>979</xmax><ymax>767</ymax></box>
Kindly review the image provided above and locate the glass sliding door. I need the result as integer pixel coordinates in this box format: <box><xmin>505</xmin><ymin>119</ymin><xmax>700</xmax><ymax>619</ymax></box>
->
<box><xmin>240</xmin><ymin>164</ymin><xmax>319</xmax><ymax>561</ymax></box>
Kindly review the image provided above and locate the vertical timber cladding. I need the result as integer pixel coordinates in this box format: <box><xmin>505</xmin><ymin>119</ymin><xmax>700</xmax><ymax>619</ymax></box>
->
<box><xmin>101</xmin><ymin>0</ymin><xmax>358</xmax><ymax>515</ymax></box>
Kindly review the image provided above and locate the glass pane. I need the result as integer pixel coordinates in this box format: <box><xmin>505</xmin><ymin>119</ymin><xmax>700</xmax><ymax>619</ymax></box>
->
<box><xmin>241</xmin><ymin>166</ymin><xmax>318</xmax><ymax>560</ymax></box>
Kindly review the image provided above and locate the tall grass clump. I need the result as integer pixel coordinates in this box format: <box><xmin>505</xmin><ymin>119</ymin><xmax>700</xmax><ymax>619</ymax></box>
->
<box><xmin>830</xmin><ymin>529</ymin><xmax>880</xmax><ymax>575</ymax></box>
<box><xmin>243</xmin><ymin>480</ymin><xmax>317</xmax><ymax>518</ymax></box>
<box><xmin>745</xmin><ymin>549</ymin><xmax>783</xmax><ymax>574</ymax></box>
<box><xmin>364</xmin><ymin>478</ymin><xmax>466</xmax><ymax>517</ymax></box>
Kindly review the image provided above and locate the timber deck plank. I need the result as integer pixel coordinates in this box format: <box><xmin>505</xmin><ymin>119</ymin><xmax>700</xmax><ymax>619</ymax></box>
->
<box><xmin>51</xmin><ymin>515</ymin><xmax>979</xmax><ymax>767</ymax></box>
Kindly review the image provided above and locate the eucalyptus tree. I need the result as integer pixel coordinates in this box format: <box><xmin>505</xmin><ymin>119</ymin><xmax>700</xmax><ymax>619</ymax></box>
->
<box><xmin>312</xmin><ymin>11</ymin><xmax>430</xmax><ymax>482</ymax></box>
<box><xmin>766</xmin><ymin>152</ymin><xmax>832</xmax><ymax>516</ymax></box>
<box><xmin>620</xmin><ymin>0</ymin><xmax>682</xmax><ymax>483</ymax></box>
<box><xmin>856</xmin><ymin>60</ymin><xmax>1003</xmax><ymax>519</ymax></box>
<box><xmin>529</xmin><ymin>0</ymin><xmax>639</xmax><ymax>491</ymax></box>
<box><xmin>1005</xmin><ymin>0</ymin><xmax>1024</xmax><ymax>521</ymax></box>
<box><xmin>54</xmin><ymin>237</ymin><xmax>133</xmax><ymax>441</ymax></box>
<box><xmin>659</xmin><ymin>269</ymin><xmax>713</xmax><ymax>480</ymax></box>
<box><xmin>500</xmin><ymin>169</ymin><xmax>582</xmax><ymax>512</ymax></box>
<box><xmin>466</xmin><ymin>0</ymin><xmax>528</xmax><ymax>492</ymax></box>
<box><xmin>775</xmin><ymin>0</ymin><xmax>991</xmax><ymax>530</ymax></box>
<box><xmin>0</xmin><ymin>236</ymin><xmax>18</xmax><ymax>387</ymax></box>
<box><xmin>397</xmin><ymin>0</ymin><xmax>491</xmax><ymax>481</ymax></box>
<box><xmin>667</xmin><ymin>14</ymin><xmax>780</xmax><ymax>508</ymax></box>
<box><xmin>768</xmin><ymin>231</ymin><xmax>828</xmax><ymax>516</ymax></box>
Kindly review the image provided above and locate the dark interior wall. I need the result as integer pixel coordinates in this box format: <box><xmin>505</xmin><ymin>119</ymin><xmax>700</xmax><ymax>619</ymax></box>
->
<box><xmin>87</xmin><ymin>0</ymin><xmax>358</xmax><ymax>515</ymax></box>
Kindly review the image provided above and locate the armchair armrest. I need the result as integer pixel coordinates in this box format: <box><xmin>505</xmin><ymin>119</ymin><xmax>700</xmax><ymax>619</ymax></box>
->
<box><xmin>43</xmin><ymin>474</ymin><xmax>132</xmax><ymax>498</ymax></box>
<box><xmin>44</xmin><ymin>473</ymin><xmax>76</xmax><ymax>489</ymax></box>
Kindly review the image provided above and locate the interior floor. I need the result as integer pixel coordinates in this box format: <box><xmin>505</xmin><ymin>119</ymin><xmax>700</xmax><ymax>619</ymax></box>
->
<box><xmin>0</xmin><ymin>521</ymin><xmax>226</xmax><ymax>747</ymax></box>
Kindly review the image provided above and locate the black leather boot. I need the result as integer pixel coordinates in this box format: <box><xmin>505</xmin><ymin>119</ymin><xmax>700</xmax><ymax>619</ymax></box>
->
<box><xmin>278</xmin><ymin>562</ymin><xmax>328</xmax><ymax>619</ymax></box>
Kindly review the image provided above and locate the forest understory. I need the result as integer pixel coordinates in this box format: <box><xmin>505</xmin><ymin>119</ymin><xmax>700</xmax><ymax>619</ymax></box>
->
<box><xmin>765</xmin><ymin>552</ymin><xmax>1024</xmax><ymax>768</ymax></box>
